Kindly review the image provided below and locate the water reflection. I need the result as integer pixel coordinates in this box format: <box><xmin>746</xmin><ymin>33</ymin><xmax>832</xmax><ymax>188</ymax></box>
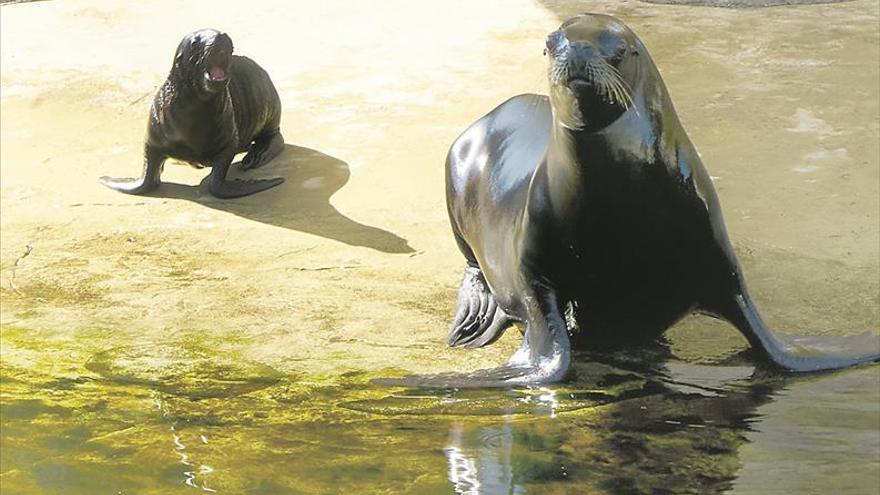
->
<box><xmin>446</xmin><ymin>425</ymin><xmax>518</xmax><ymax>495</ymax></box>
<box><xmin>2</xmin><ymin>328</ymin><xmax>877</xmax><ymax>494</ymax></box>
<box><xmin>438</xmin><ymin>356</ymin><xmax>789</xmax><ymax>494</ymax></box>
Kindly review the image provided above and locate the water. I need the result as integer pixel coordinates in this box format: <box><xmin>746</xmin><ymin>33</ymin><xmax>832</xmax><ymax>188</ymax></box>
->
<box><xmin>2</xmin><ymin>327</ymin><xmax>877</xmax><ymax>494</ymax></box>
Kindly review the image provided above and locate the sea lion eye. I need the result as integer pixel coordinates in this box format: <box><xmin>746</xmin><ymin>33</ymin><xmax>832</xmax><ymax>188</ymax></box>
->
<box><xmin>545</xmin><ymin>31</ymin><xmax>565</xmax><ymax>56</ymax></box>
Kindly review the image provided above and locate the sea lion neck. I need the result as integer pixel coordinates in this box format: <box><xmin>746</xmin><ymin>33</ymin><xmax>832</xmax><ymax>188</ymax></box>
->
<box><xmin>545</xmin><ymin>116</ymin><xmax>609</xmax><ymax>179</ymax></box>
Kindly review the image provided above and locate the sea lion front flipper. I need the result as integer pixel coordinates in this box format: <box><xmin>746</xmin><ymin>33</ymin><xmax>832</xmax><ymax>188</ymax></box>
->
<box><xmin>100</xmin><ymin>145</ymin><xmax>166</xmax><ymax>195</ymax></box>
<box><xmin>377</xmin><ymin>286</ymin><xmax>571</xmax><ymax>388</ymax></box>
<box><xmin>208</xmin><ymin>156</ymin><xmax>284</xmax><ymax>198</ymax></box>
<box><xmin>447</xmin><ymin>266</ymin><xmax>515</xmax><ymax>348</ymax></box>
<box><xmin>504</xmin><ymin>286</ymin><xmax>572</xmax><ymax>382</ymax></box>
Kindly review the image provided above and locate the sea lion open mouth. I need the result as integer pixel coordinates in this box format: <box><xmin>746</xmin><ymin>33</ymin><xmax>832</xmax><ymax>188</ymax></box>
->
<box><xmin>204</xmin><ymin>50</ymin><xmax>231</xmax><ymax>83</ymax></box>
<box><xmin>206</xmin><ymin>66</ymin><xmax>228</xmax><ymax>82</ymax></box>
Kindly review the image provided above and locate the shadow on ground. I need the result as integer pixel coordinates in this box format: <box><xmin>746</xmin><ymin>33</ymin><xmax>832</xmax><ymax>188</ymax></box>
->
<box><xmin>157</xmin><ymin>144</ymin><xmax>414</xmax><ymax>254</ymax></box>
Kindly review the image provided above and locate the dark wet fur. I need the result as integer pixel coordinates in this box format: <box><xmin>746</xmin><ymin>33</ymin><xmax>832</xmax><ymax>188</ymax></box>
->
<box><xmin>393</xmin><ymin>14</ymin><xmax>878</xmax><ymax>389</ymax></box>
<box><xmin>100</xmin><ymin>29</ymin><xmax>285</xmax><ymax>198</ymax></box>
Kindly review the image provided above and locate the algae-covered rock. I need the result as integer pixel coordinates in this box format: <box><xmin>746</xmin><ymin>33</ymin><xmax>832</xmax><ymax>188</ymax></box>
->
<box><xmin>86</xmin><ymin>342</ymin><xmax>283</xmax><ymax>399</ymax></box>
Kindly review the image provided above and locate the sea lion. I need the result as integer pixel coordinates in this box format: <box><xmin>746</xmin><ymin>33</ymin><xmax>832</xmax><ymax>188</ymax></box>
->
<box><xmin>435</xmin><ymin>14</ymin><xmax>878</xmax><ymax>386</ymax></box>
<box><xmin>100</xmin><ymin>29</ymin><xmax>285</xmax><ymax>198</ymax></box>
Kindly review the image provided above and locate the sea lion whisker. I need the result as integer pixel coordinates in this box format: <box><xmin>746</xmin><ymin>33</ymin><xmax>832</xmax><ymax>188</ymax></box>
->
<box><xmin>608</xmin><ymin>72</ymin><xmax>632</xmax><ymax>109</ymax></box>
<box><xmin>592</xmin><ymin>67</ymin><xmax>615</xmax><ymax>104</ymax></box>
<box><xmin>594</xmin><ymin>59</ymin><xmax>633</xmax><ymax>109</ymax></box>
<box><xmin>608</xmin><ymin>75</ymin><xmax>630</xmax><ymax>107</ymax></box>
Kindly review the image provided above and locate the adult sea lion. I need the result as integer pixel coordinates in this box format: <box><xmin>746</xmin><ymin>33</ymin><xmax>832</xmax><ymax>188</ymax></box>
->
<box><xmin>435</xmin><ymin>14</ymin><xmax>878</xmax><ymax>386</ymax></box>
<box><xmin>100</xmin><ymin>29</ymin><xmax>285</xmax><ymax>198</ymax></box>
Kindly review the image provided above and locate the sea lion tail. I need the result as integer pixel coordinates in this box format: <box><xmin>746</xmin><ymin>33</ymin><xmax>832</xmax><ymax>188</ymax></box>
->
<box><xmin>725</xmin><ymin>291</ymin><xmax>879</xmax><ymax>372</ymax></box>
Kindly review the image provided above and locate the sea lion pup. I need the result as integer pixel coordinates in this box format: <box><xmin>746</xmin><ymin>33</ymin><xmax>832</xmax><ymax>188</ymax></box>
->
<box><xmin>428</xmin><ymin>14</ymin><xmax>878</xmax><ymax>386</ymax></box>
<box><xmin>101</xmin><ymin>29</ymin><xmax>285</xmax><ymax>198</ymax></box>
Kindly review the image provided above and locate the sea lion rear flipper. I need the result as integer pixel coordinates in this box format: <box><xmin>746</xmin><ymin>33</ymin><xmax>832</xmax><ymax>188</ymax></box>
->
<box><xmin>726</xmin><ymin>292</ymin><xmax>880</xmax><ymax>372</ymax></box>
<box><xmin>100</xmin><ymin>146</ymin><xmax>165</xmax><ymax>195</ymax></box>
<box><xmin>209</xmin><ymin>159</ymin><xmax>284</xmax><ymax>198</ymax></box>
<box><xmin>447</xmin><ymin>266</ymin><xmax>514</xmax><ymax>348</ymax></box>
<box><xmin>241</xmin><ymin>131</ymin><xmax>284</xmax><ymax>170</ymax></box>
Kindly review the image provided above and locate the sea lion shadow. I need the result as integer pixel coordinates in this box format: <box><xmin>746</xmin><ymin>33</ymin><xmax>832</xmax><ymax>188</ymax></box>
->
<box><xmin>160</xmin><ymin>144</ymin><xmax>415</xmax><ymax>254</ymax></box>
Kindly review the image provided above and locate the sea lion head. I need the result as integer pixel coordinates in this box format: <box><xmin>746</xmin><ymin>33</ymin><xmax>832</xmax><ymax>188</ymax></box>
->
<box><xmin>172</xmin><ymin>29</ymin><xmax>234</xmax><ymax>96</ymax></box>
<box><xmin>546</xmin><ymin>14</ymin><xmax>643</xmax><ymax>131</ymax></box>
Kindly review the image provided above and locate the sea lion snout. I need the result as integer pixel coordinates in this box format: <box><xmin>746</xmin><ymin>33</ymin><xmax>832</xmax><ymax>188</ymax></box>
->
<box><xmin>199</xmin><ymin>31</ymin><xmax>234</xmax><ymax>88</ymax></box>
<box><xmin>566</xmin><ymin>43</ymin><xmax>600</xmax><ymax>73</ymax></box>
<box><xmin>545</xmin><ymin>30</ymin><xmax>568</xmax><ymax>56</ymax></box>
<box><xmin>209</xmin><ymin>32</ymin><xmax>234</xmax><ymax>53</ymax></box>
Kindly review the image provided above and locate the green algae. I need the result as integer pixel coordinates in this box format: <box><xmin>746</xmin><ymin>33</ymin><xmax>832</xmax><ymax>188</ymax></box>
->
<box><xmin>2</xmin><ymin>321</ymin><xmax>878</xmax><ymax>494</ymax></box>
<box><xmin>85</xmin><ymin>342</ymin><xmax>284</xmax><ymax>400</ymax></box>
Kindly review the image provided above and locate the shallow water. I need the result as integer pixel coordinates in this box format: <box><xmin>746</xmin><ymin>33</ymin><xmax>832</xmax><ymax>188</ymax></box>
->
<box><xmin>2</xmin><ymin>325</ymin><xmax>878</xmax><ymax>494</ymax></box>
